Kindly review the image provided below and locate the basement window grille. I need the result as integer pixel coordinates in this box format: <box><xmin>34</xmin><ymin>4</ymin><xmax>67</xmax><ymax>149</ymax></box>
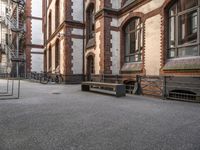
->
<box><xmin>168</xmin><ymin>90</ymin><xmax>197</xmax><ymax>101</ymax></box>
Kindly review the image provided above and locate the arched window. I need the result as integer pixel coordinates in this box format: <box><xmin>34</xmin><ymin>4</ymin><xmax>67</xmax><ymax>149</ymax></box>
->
<box><xmin>124</xmin><ymin>17</ymin><xmax>143</xmax><ymax>63</ymax></box>
<box><xmin>49</xmin><ymin>45</ymin><xmax>52</xmax><ymax>70</ymax></box>
<box><xmin>86</xmin><ymin>3</ymin><xmax>95</xmax><ymax>41</ymax></box>
<box><xmin>48</xmin><ymin>11</ymin><xmax>52</xmax><ymax>38</ymax></box>
<box><xmin>167</xmin><ymin>0</ymin><xmax>200</xmax><ymax>58</ymax></box>
<box><xmin>55</xmin><ymin>0</ymin><xmax>60</xmax><ymax>28</ymax></box>
<box><xmin>55</xmin><ymin>40</ymin><xmax>60</xmax><ymax>68</ymax></box>
<box><xmin>86</xmin><ymin>55</ymin><xmax>94</xmax><ymax>81</ymax></box>
<box><xmin>87</xmin><ymin>55</ymin><xmax>94</xmax><ymax>74</ymax></box>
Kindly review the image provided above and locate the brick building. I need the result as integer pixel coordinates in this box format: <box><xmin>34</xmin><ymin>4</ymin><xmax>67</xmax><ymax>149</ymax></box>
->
<box><xmin>43</xmin><ymin>0</ymin><xmax>84</xmax><ymax>83</ymax></box>
<box><xmin>43</xmin><ymin>0</ymin><xmax>200</xmax><ymax>100</ymax></box>
<box><xmin>25</xmin><ymin>0</ymin><xmax>43</xmax><ymax>74</ymax></box>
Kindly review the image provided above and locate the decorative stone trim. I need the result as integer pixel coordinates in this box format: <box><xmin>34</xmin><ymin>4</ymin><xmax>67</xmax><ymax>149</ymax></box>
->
<box><xmin>99</xmin><ymin>15</ymin><xmax>112</xmax><ymax>74</ymax></box>
<box><xmin>160</xmin><ymin>0</ymin><xmax>172</xmax><ymax>71</ymax></box>
<box><xmin>25</xmin><ymin>0</ymin><xmax>32</xmax><ymax>73</ymax></box>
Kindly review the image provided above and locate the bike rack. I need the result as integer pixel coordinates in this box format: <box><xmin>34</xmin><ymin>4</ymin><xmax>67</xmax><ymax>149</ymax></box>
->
<box><xmin>0</xmin><ymin>74</ymin><xmax>21</xmax><ymax>100</ymax></box>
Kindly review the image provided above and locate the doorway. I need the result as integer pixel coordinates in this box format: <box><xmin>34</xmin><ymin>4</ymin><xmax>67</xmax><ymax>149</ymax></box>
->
<box><xmin>86</xmin><ymin>55</ymin><xmax>94</xmax><ymax>81</ymax></box>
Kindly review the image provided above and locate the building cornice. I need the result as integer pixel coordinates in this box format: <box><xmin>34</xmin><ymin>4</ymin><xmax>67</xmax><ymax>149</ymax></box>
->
<box><xmin>95</xmin><ymin>0</ymin><xmax>151</xmax><ymax>19</ymax></box>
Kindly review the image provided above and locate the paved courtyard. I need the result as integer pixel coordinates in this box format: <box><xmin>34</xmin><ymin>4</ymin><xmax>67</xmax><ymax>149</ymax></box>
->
<box><xmin>0</xmin><ymin>81</ymin><xmax>200</xmax><ymax>150</ymax></box>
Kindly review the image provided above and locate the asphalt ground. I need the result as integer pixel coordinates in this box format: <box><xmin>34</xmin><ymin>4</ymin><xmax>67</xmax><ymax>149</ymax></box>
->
<box><xmin>0</xmin><ymin>80</ymin><xmax>200</xmax><ymax>150</ymax></box>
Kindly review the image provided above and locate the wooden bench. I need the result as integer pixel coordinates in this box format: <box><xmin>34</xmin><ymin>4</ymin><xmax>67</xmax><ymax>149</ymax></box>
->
<box><xmin>81</xmin><ymin>82</ymin><xmax>126</xmax><ymax>97</ymax></box>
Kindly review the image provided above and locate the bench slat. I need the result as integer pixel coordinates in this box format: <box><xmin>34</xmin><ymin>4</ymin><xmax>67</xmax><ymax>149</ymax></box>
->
<box><xmin>82</xmin><ymin>82</ymin><xmax>123</xmax><ymax>86</ymax></box>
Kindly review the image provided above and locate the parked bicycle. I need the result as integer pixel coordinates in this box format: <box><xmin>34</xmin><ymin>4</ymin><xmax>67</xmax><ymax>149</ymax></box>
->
<box><xmin>40</xmin><ymin>66</ymin><xmax>63</xmax><ymax>84</ymax></box>
<box><xmin>30</xmin><ymin>71</ymin><xmax>40</xmax><ymax>80</ymax></box>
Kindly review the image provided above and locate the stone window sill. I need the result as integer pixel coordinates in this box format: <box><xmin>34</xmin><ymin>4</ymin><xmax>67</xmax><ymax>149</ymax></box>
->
<box><xmin>163</xmin><ymin>57</ymin><xmax>200</xmax><ymax>71</ymax></box>
<box><xmin>121</xmin><ymin>62</ymin><xmax>143</xmax><ymax>73</ymax></box>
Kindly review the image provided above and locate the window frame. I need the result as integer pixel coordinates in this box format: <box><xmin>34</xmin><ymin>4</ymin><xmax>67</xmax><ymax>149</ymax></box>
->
<box><xmin>55</xmin><ymin>0</ymin><xmax>60</xmax><ymax>29</ymax></box>
<box><xmin>55</xmin><ymin>40</ymin><xmax>60</xmax><ymax>69</ymax></box>
<box><xmin>86</xmin><ymin>3</ymin><xmax>95</xmax><ymax>42</ymax></box>
<box><xmin>48</xmin><ymin>11</ymin><xmax>52</xmax><ymax>38</ymax></box>
<box><xmin>124</xmin><ymin>17</ymin><xmax>143</xmax><ymax>63</ymax></box>
<box><xmin>167</xmin><ymin>0</ymin><xmax>200</xmax><ymax>59</ymax></box>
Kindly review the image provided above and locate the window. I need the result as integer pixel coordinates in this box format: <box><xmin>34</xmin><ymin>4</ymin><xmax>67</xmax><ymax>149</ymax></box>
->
<box><xmin>55</xmin><ymin>40</ymin><xmax>60</xmax><ymax>68</ymax></box>
<box><xmin>5</xmin><ymin>34</ymin><xmax>9</xmax><ymax>44</ymax></box>
<box><xmin>88</xmin><ymin>55</ymin><xmax>94</xmax><ymax>74</ymax></box>
<box><xmin>124</xmin><ymin>17</ymin><xmax>143</xmax><ymax>63</ymax></box>
<box><xmin>55</xmin><ymin>0</ymin><xmax>60</xmax><ymax>28</ymax></box>
<box><xmin>168</xmin><ymin>0</ymin><xmax>200</xmax><ymax>58</ymax></box>
<box><xmin>86</xmin><ymin>4</ymin><xmax>95</xmax><ymax>41</ymax></box>
<box><xmin>48</xmin><ymin>11</ymin><xmax>52</xmax><ymax>38</ymax></box>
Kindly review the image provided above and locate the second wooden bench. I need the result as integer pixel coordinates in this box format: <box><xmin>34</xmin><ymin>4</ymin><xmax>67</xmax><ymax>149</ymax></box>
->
<box><xmin>81</xmin><ymin>82</ymin><xmax>126</xmax><ymax>97</ymax></box>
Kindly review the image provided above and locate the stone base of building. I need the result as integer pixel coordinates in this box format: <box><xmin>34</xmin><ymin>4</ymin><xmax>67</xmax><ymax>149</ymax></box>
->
<box><xmin>164</xmin><ymin>76</ymin><xmax>200</xmax><ymax>102</ymax></box>
<box><xmin>87</xmin><ymin>74</ymin><xmax>200</xmax><ymax>102</ymax></box>
<box><xmin>62</xmin><ymin>74</ymin><xmax>84</xmax><ymax>84</ymax></box>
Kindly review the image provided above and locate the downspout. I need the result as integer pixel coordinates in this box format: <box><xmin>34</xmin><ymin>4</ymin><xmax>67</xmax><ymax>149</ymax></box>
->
<box><xmin>82</xmin><ymin>0</ymin><xmax>85</xmax><ymax>81</ymax></box>
<box><xmin>45</xmin><ymin>0</ymin><xmax>47</xmax><ymax>72</ymax></box>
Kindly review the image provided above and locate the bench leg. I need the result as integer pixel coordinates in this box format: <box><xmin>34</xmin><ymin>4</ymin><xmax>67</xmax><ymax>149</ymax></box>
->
<box><xmin>82</xmin><ymin>85</ymin><xmax>90</xmax><ymax>91</ymax></box>
<box><xmin>116</xmin><ymin>85</ymin><xmax>126</xmax><ymax>97</ymax></box>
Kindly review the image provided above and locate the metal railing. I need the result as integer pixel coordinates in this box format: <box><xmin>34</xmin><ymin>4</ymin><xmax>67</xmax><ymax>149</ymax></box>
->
<box><xmin>0</xmin><ymin>0</ymin><xmax>25</xmax><ymax>100</ymax></box>
<box><xmin>0</xmin><ymin>73</ymin><xmax>21</xmax><ymax>100</ymax></box>
<box><xmin>1</xmin><ymin>40</ymin><xmax>25</xmax><ymax>62</ymax></box>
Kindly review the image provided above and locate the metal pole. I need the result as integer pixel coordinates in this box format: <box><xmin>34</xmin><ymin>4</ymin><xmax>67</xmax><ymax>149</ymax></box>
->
<box><xmin>11</xmin><ymin>78</ymin><xmax>14</xmax><ymax>96</ymax></box>
<box><xmin>6</xmin><ymin>78</ymin><xmax>9</xmax><ymax>93</ymax></box>
<box><xmin>162</xmin><ymin>76</ymin><xmax>167</xmax><ymax>100</ymax></box>
<box><xmin>17</xmin><ymin>77</ymin><xmax>20</xmax><ymax>99</ymax></box>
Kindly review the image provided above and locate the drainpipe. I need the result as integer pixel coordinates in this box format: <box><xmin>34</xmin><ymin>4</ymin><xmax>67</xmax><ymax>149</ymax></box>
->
<box><xmin>82</xmin><ymin>0</ymin><xmax>85</xmax><ymax>81</ymax></box>
<box><xmin>45</xmin><ymin>0</ymin><xmax>47</xmax><ymax>72</ymax></box>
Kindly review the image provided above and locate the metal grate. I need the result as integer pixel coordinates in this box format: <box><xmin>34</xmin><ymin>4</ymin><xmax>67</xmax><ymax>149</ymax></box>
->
<box><xmin>168</xmin><ymin>90</ymin><xmax>197</xmax><ymax>102</ymax></box>
<box><xmin>165</xmin><ymin>77</ymin><xmax>200</xmax><ymax>102</ymax></box>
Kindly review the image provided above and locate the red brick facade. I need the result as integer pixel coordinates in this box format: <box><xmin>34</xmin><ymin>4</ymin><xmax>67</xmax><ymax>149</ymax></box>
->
<box><xmin>43</xmin><ymin>0</ymin><xmax>200</xmax><ymax>84</ymax></box>
<box><xmin>25</xmin><ymin>0</ymin><xmax>44</xmax><ymax>74</ymax></box>
<box><xmin>25</xmin><ymin>0</ymin><xmax>32</xmax><ymax>74</ymax></box>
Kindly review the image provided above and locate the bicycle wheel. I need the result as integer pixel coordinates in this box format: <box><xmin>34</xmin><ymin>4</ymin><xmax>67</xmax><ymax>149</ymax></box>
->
<box><xmin>55</xmin><ymin>76</ymin><xmax>59</xmax><ymax>83</ymax></box>
<box><xmin>59</xmin><ymin>75</ymin><xmax>63</xmax><ymax>83</ymax></box>
<box><xmin>40</xmin><ymin>76</ymin><xmax>49</xmax><ymax>84</ymax></box>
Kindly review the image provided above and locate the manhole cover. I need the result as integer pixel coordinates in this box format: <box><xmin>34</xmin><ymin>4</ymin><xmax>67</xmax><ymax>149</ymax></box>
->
<box><xmin>52</xmin><ymin>92</ymin><xmax>61</xmax><ymax>95</ymax></box>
